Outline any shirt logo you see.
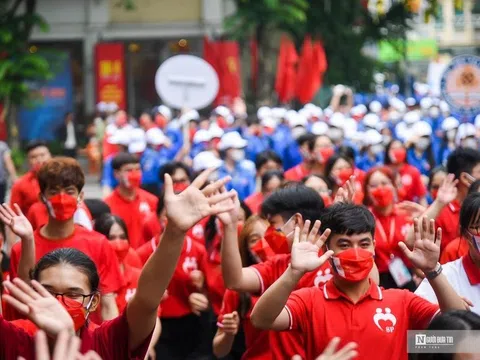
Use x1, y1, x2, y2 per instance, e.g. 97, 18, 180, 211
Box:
314, 268, 333, 287
182, 256, 198, 273
401, 174, 412, 186
139, 201, 151, 214
191, 224, 204, 240
373, 307, 397, 333
125, 288, 136, 303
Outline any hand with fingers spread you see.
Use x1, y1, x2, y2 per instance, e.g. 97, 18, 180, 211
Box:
290, 220, 333, 275
398, 217, 441, 273
397, 201, 426, 219
334, 176, 356, 204
188, 292, 209, 316
435, 174, 458, 206
164, 168, 235, 232
216, 189, 240, 227
3, 278, 74, 335
291, 337, 358, 360
0, 203, 33, 240
221, 311, 240, 336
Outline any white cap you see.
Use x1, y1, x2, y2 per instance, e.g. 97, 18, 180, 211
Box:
107, 102, 119, 112
193, 129, 212, 144
130, 128, 146, 143
218, 131, 248, 151
405, 97, 416, 107
215, 106, 231, 118
257, 106, 271, 120
323, 107, 334, 119
108, 129, 131, 145
414, 83, 430, 96
441, 117, 460, 132
475, 115, 480, 129
369, 101, 382, 114
351, 105, 366, 117
404, 111, 421, 125
440, 101, 450, 113
363, 113, 380, 128
420, 97, 433, 110
456, 123, 477, 145
363, 129, 383, 146
145, 128, 166, 146
209, 123, 224, 139
128, 141, 147, 153
310, 106, 323, 119
179, 110, 200, 125
298, 108, 311, 120
376, 121, 388, 132
344, 118, 358, 139
261, 117, 277, 130
412, 121, 433, 137
304, 103, 317, 111
271, 107, 287, 119
285, 110, 298, 123
289, 113, 308, 128
311, 121, 329, 135
158, 105, 172, 120
389, 110, 402, 122
97, 101, 108, 112
193, 151, 223, 172
329, 112, 345, 128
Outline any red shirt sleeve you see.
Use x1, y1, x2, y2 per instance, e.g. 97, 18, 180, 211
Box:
124, 248, 143, 269
0, 315, 35, 359
406, 291, 440, 330
285, 288, 313, 331
97, 240, 124, 294
250, 255, 290, 294
9, 181, 23, 209
8, 242, 20, 279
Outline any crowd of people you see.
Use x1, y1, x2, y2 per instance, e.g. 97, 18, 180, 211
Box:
1, 83, 480, 360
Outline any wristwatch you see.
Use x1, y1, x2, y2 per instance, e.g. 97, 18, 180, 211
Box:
425, 262, 443, 280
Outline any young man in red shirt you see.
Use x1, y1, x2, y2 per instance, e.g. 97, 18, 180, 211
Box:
250, 204, 467, 360
8, 157, 122, 321
105, 153, 158, 249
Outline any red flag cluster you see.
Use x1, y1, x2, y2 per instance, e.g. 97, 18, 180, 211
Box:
275, 35, 328, 104
203, 37, 242, 106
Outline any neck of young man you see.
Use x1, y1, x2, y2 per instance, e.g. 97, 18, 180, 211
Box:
42, 218, 76, 240
333, 276, 371, 304
118, 185, 137, 201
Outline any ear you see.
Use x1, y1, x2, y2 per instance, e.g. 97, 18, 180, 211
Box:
459, 172, 471, 188
294, 213, 303, 228
89, 293, 101, 312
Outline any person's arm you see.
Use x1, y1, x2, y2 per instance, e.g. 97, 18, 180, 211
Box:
100, 294, 119, 320
3, 151, 17, 182
399, 217, 466, 312
212, 311, 240, 358
126, 169, 236, 351
218, 193, 261, 293
0, 204, 35, 282
251, 220, 333, 330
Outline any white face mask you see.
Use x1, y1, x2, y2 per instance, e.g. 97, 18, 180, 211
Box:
446, 129, 456, 141
416, 137, 430, 151
328, 127, 343, 142
462, 137, 478, 150
429, 107, 440, 118
291, 127, 306, 140
230, 149, 245, 162
370, 143, 384, 155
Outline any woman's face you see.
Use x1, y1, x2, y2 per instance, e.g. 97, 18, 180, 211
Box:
109, 223, 127, 241
38, 264, 100, 311
263, 176, 282, 196
246, 220, 268, 250
172, 168, 190, 185
331, 158, 352, 177
389, 140, 403, 152
304, 176, 330, 196
258, 160, 282, 178
430, 171, 447, 195
313, 136, 333, 152
367, 171, 394, 191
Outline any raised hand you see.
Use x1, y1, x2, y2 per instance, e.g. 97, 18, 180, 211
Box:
436, 174, 458, 205
188, 292, 209, 316
333, 176, 356, 204
398, 217, 441, 273
3, 278, 74, 335
221, 311, 240, 336
290, 220, 333, 275
0, 203, 33, 240
216, 189, 240, 226
291, 337, 358, 360
164, 168, 235, 232
397, 201, 426, 219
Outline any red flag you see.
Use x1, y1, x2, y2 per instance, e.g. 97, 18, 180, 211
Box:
275, 36, 298, 104
295, 36, 315, 104
95, 43, 126, 110
309, 40, 328, 98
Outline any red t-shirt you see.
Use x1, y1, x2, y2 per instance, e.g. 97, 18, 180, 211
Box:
440, 237, 469, 264
285, 280, 439, 360
370, 208, 413, 273
397, 164, 427, 202
436, 200, 461, 253
251, 254, 333, 359
0, 311, 152, 359
105, 189, 158, 249
10, 171, 40, 215
141, 212, 163, 245
284, 163, 310, 182
136, 237, 158, 266
116, 264, 141, 314
244, 192, 264, 215
218, 289, 271, 360
161, 236, 207, 318
124, 248, 143, 269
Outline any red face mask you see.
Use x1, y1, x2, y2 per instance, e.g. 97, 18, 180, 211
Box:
217, 116, 228, 129
264, 225, 290, 254
321, 193, 333, 207
109, 239, 130, 263
263, 127, 275, 135
124, 170, 142, 189
45, 193, 78, 221
431, 188, 438, 200
59, 296, 92, 332
331, 248, 374, 282
250, 238, 276, 262
173, 182, 189, 193
390, 148, 406, 164
189, 128, 197, 143
155, 114, 167, 129
318, 147, 335, 164
370, 186, 394, 208
335, 168, 354, 186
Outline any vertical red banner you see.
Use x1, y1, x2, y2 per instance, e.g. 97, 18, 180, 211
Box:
95, 43, 126, 110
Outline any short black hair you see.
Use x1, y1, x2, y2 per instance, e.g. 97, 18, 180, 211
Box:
459, 192, 480, 239
261, 170, 284, 192
297, 133, 315, 147
320, 203, 376, 240
112, 152, 139, 171
337, 145, 356, 163
84, 199, 111, 222
302, 174, 333, 190
26, 140, 49, 154
255, 150, 283, 171
446, 148, 480, 179
324, 154, 353, 179
245, 115, 260, 127
159, 161, 192, 182
260, 183, 324, 223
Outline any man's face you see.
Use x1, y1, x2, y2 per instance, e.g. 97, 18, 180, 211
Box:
28, 146, 51, 170
258, 160, 282, 178
268, 213, 303, 249
461, 163, 480, 189
171, 168, 190, 185
327, 232, 375, 256
115, 163, 141, 182
43, 185, 81, 201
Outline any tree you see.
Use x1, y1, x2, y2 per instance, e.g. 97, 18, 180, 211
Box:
0, 0, 51, 146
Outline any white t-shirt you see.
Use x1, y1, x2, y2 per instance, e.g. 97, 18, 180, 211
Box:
415, 256, 480, 315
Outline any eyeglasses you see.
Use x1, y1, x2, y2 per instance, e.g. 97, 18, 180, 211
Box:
48, 291, 96, 308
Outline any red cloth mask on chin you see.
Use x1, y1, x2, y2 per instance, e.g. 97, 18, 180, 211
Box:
45, 193, 78, 221
390, 148, 406, 164
331, 248, 374, 282
318, 147, 334, 164
59, 296, 93, 332
125, 170, 142, 189
335, 168, 354, 187
109, 239, 130, 263
370, 186, 394, 208
155, 114, 167, 129
250, 238, 276, 262
264, 226, 290, 254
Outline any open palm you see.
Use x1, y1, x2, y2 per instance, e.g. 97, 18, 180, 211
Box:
164, 168, 235, 232
436, 174, 458, 205
290, 220, 333, 274
216, 191, 240, 226
0, 203, 33, 239
3, 279, 74, 335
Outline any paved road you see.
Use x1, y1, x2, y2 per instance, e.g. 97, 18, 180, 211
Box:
83, 175, 103, 199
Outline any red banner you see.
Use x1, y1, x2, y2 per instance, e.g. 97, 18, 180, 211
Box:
95, 43, 126, 110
